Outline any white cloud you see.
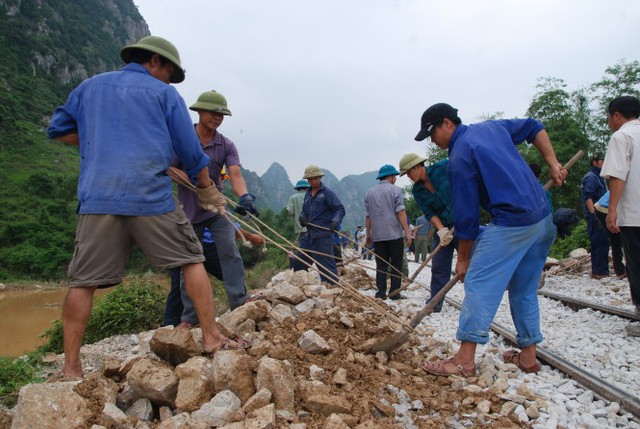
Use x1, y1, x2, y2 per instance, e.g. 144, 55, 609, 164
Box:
133, 0, 639, 184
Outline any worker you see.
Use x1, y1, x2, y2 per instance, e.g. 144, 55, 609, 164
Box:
294, 165, 345, 284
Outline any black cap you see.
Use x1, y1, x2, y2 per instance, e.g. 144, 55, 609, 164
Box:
415, 103, 458, 141
590, 153, 605, 163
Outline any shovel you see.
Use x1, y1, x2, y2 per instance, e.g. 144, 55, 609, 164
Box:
371, 273, 460, 354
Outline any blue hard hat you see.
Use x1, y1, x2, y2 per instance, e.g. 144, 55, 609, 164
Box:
376, 164, 400, 180
294, 179, 310, 189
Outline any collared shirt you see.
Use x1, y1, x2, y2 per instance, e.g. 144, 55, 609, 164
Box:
580, 166, 606, 218
287, 190, 307, 233
177, 131, 240, 224
448, 119, 550, 240
414, 215, 431, 236
412, 159, 454, 228
301, 184, 346, 239
364, 180, 405, 242
601, 119, 640, 226
47, 63, 209, 215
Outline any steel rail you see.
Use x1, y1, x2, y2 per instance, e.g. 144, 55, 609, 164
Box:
539, 289, 640, 322
445, 297, 640, 419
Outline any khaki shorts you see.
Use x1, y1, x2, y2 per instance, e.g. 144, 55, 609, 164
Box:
67, 206, 204, 288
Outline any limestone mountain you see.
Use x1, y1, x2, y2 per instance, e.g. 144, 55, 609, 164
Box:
260, 162, 293, 211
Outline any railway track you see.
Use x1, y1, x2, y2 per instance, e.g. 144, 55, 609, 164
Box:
538, 289, 640, 322
444, 297, 640, 419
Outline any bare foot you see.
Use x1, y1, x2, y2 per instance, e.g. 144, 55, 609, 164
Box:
61, 364, 84, 378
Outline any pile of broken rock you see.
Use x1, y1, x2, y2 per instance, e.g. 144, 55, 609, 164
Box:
8, 269, 539, 429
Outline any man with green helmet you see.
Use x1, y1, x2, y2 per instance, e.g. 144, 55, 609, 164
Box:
294, 165, 345, 284
170, 90, 259, 314
399, 152, 457, 312
47, 35, 240, 377
364, 164, 412, 300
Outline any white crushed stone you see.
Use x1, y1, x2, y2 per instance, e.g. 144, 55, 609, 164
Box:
350, 251, 640, 429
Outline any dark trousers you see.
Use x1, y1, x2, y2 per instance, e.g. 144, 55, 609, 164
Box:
373, 238, 404, 298
586, 214, 610, 276
293, 233, 339, 284
163, 242, 224, 326
596, 211, 625, 276
429, 233, 459, 311
620, 226, 640, 308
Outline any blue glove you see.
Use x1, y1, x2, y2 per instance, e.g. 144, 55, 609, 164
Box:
234, 193, 260, 218
299, 216, 308, 227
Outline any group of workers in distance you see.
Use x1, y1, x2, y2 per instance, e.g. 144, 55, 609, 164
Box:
47, 33, 640, 380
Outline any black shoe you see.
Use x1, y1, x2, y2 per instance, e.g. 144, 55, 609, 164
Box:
375, 293, 387, 300
389, 293, 405, 300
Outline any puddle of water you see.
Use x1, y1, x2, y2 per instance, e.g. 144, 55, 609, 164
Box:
0, 288, 108, 358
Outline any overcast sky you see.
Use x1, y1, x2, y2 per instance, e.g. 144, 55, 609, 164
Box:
134, 0, 638, 186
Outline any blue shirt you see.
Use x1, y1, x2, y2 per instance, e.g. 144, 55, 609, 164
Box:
581, 167, 606, 218
448, 119, 550, 240
412, 159, 454, 228
301, 184, 346, 239
414, 215, 431, 236
47, 63, 209, 216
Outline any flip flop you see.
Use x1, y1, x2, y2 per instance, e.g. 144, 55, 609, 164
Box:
420, 357, 476, 377
203, 335, 251, 356
244, 292, 267, 304
502, 349, 541, 373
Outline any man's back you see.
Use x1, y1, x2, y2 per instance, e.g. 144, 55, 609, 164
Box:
47, 63, 204, 216
364, 181, 404, 242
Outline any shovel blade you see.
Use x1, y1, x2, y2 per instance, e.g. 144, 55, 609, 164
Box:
370, 330, 411, 354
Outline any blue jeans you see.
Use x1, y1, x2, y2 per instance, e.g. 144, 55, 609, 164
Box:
293, 233, 339, 284
428, 233, 459, 311
456, 215, 556, 347
586, 214, 610, 276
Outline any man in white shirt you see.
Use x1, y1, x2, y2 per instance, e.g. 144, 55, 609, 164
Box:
601, 95, 640, 325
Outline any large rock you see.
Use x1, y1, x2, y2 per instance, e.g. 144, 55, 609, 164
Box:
127, 358, 179, 406
212, 350, 256, 403
304, 395, 352, 416
11, 382, 92, 429
244, 403, 276, 429
150, 327, 200, 365
270, 283, 307, 304
219, 301, 271, 331
298, 330, 334, 354
191, 390, 244, 427
175, 357, 215, 412
255, 356, 296, 413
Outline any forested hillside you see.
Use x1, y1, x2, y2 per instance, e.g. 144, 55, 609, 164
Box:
0, 0, 149, 279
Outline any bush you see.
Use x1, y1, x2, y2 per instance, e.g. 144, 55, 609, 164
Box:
0, 352, 43, 407
40, 275, 166, 353
549, 220, 590, 259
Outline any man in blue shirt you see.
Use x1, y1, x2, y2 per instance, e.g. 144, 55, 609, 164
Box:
295, 165, 346, 284
581, 154, 610, 279
414, 103, 566, 377
399, 153, 457, 313
47, 36, 241, 377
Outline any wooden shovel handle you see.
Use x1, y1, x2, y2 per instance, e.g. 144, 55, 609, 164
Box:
542, 150, 584, 191
408, 273, 461, 328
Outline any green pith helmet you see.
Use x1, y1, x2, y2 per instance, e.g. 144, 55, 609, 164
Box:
189, 90, 232, 116
399, 153, 427, 176
120, 35, 185, 83
302, 165, 324, 179
294, 179, 310, 190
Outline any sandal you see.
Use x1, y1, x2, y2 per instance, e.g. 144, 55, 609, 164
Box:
244, 292, 267, 304
420, 357, 476, 377
203, 335, 251, 356
503, 349, 541, 373
176, 321, 198, 330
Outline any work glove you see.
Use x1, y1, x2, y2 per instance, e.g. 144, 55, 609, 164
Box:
196, 180, 226, 213
234, 193, 260, 218
298, 216, 308, 227
437, 227, 453, 247
329, 221, 339, 232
